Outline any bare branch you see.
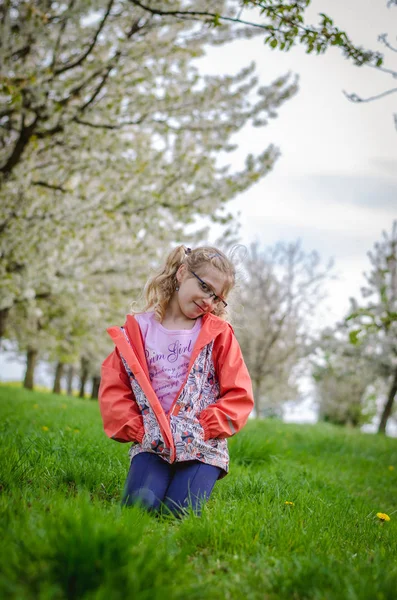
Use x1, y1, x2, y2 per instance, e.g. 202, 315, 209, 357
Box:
378, 33, 397, 54
343, 87, 397, 103
366, 61, 397, 77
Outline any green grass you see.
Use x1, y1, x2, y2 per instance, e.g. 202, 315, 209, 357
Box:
0, 384, 396, 599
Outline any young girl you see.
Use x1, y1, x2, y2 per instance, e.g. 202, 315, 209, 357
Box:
99, 245, 253, 516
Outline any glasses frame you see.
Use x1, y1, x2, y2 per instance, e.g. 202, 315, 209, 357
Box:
189, 270, 228, 308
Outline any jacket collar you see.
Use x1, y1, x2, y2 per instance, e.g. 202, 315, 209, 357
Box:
126, 312, 229, 361
189, 312, 230, 366
107, 312, 230, 381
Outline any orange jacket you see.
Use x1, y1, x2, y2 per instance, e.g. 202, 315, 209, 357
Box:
99, 313, 253, 473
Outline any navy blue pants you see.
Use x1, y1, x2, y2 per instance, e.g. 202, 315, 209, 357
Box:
122, 452, 222, 516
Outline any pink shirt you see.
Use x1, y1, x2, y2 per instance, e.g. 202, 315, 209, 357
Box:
134, 312, 202, 413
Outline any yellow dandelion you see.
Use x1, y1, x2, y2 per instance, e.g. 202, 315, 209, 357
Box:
33, 404, 39, 409
376, 512, 390, 522
285, 501, 295, 506
42, 426, 49, 431
388, 466, 394, 471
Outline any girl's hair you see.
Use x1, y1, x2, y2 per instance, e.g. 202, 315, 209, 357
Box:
143, 245, 236, 321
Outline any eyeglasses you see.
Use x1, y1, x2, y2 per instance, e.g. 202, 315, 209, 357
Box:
190, 270, 228, 308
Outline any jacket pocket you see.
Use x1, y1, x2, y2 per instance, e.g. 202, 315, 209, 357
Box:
171, 414, 206, 458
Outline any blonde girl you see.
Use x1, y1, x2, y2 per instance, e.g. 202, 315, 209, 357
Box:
99, 245, 253, 516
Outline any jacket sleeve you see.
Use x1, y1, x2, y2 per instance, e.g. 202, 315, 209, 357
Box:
98, 348, 144, 443
198, 327, 254, 440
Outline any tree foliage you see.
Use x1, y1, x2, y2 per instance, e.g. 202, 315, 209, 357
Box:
0, 1, 382, 185
1, 0, 299, 353
346, 221, 397, 433
312, 327, 379, 427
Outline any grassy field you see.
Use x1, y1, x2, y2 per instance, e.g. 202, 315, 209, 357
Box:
0, 384, 396, 600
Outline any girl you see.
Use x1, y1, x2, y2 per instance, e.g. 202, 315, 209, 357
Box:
99, 245, 253, 516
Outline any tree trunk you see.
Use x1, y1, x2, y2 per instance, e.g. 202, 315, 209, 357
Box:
0, 307, 10, 341
79, 357, 89, 398
91, 376, 100, 400
66, 365, 75, 396
53, 362, 64, 394
378, 365, 397, 434
23, 347, 38, 390
253, 380, 261, 418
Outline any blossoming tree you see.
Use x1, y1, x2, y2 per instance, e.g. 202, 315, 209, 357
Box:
234, 240, 332, 417
1, 0, 300, 341
346, 221, 397, 433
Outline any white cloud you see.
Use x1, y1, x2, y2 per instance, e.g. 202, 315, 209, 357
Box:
233, 174, 396, 240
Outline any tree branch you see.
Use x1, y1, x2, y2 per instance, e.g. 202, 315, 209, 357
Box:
79, 66, 113, 112
73, 117, 136, 129
51, 0, 75, 69
9, 43, 32, 61
366, 61, 397, 77
35, 124, 64, 138
55, 12, 146, 108
378, 33, 397, 53
56, 65, 109, 107
343, 87, 397, 103
129, 0, 272, 30
129, 0, 381, 67
0, 113, 39, 176
32, 180, 69, 193
53, 0, 115, 76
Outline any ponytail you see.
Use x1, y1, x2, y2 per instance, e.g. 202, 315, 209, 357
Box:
144, 245, 187, 321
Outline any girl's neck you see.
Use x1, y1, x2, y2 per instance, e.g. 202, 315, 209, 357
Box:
162, 297, 197, 330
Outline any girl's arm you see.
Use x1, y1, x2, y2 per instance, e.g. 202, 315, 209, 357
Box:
99, 348, 144, 443
199, 328, 254, 440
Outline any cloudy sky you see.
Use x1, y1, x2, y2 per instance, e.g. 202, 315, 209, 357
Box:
202, 0, 397, 328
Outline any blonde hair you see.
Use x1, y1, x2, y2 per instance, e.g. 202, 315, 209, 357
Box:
143, 245, 236, 321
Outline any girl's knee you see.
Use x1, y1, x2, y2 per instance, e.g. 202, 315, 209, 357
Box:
163, 492, 206, 518
122, 487, 161, 512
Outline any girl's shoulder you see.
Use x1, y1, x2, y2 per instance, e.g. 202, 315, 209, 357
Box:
129, 311, 155, 339
132, 311, 154, 325
203, 312, 234, 335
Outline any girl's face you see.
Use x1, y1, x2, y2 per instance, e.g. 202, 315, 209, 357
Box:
175, 263, 228, 319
